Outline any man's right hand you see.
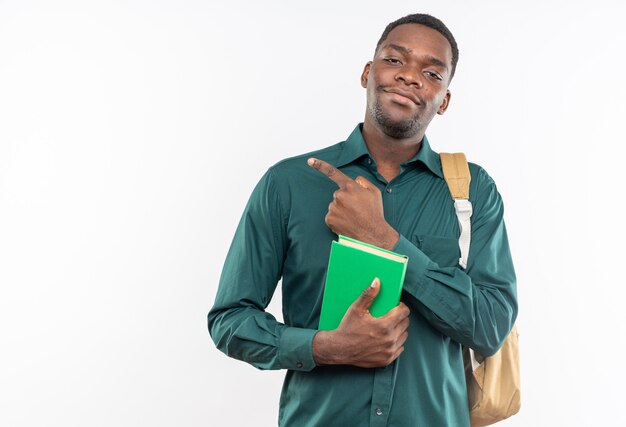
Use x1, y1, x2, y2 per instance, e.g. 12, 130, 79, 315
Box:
312, 278, 410, 368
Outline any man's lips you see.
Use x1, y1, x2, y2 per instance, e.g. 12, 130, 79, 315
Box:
382, 87, 421, 106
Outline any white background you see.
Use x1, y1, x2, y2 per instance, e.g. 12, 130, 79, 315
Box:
1, 1, 625, 426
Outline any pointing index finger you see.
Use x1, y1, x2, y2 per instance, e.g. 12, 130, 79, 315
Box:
307, 157, 353, 189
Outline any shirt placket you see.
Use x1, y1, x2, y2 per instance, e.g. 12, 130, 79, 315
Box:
370, 167, 402, 427
369, 363, 395, 426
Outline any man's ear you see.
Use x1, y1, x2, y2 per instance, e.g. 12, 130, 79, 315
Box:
360, 62, 372, 88
437, 90, 451, 115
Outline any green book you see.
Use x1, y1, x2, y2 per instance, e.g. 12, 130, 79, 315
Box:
318, 235, 408, 331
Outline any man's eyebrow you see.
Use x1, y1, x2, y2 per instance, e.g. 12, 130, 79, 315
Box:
386, 44, 412, 55
424, 55, 448, 70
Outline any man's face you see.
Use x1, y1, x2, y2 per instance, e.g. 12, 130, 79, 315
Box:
361, 24, 453, 139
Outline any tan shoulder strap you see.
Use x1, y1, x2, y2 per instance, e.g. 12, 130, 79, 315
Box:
440, 152, 471, 200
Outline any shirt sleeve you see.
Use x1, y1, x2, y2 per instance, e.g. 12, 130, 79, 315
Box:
393, 167, 517, 357
207, 168, 317, 371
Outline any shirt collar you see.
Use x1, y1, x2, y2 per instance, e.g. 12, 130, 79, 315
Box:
335, 124, 370, 168
336, 123, 443, 178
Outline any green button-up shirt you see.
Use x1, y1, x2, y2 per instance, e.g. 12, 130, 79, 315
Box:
208, 124, 517, 426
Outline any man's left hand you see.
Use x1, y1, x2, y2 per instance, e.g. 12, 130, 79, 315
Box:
307, 157, 399, 250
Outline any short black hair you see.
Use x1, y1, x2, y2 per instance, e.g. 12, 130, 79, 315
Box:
375, 14, 459, 80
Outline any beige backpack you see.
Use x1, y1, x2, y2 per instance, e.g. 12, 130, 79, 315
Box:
440, 153, 521, 427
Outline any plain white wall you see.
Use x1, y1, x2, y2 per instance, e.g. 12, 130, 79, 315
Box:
1, 1, 625, 426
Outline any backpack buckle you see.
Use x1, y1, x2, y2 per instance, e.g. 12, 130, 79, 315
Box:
454, 199, 473, 219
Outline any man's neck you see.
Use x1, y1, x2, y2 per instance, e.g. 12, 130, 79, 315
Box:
361, 120, 424, 182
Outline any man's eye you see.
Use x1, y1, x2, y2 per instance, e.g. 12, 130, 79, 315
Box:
384, 58, 402, 65
425, 71, 442, 80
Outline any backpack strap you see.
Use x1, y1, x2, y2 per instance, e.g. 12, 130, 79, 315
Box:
440, 153, 472, 269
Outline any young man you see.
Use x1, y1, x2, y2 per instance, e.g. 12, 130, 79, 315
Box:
208, 13, 517, 426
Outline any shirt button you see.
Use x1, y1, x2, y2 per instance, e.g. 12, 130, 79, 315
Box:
296, 361, 303, 369
376, 408, 383, 416
367, 158, 372, 164
386, 188, 392, 193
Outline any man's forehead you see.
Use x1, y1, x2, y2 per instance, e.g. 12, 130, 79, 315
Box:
380, 23, 452, 61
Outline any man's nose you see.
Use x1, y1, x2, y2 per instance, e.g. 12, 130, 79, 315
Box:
395, 68, 423, 89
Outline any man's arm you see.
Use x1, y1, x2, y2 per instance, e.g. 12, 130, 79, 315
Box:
208, 169, 317, 371
393, 167, 517, 356
208, 168, 411, 370
307, 158, 517, 357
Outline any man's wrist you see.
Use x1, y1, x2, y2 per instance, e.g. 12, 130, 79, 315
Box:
312, 330, 339, 365
371, 224, 400, 251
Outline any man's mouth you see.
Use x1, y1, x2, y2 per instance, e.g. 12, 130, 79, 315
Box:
382, 87, 421, 106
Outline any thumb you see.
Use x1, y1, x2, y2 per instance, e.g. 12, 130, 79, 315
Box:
354, 278, 380, 312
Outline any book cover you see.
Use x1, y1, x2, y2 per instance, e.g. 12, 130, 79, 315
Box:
318, 235, 408, 331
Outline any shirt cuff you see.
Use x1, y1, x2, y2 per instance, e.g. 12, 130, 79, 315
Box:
278, 326, 317, 371
393, 234, 435, 296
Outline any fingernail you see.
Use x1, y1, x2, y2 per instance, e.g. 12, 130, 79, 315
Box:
370, 278, 379, 288
307, 158, 315, 166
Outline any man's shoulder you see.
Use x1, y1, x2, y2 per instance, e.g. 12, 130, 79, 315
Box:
466, 161, 496, 189
436, 153, 495, 190
465, 161, 506, 212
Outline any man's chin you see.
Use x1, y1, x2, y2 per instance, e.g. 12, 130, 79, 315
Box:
370, 102, 421, 139
378, 119, 420, 139
370, 109, 420, 139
